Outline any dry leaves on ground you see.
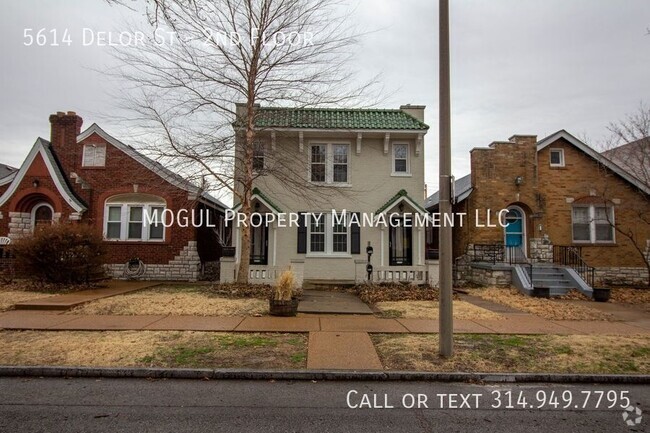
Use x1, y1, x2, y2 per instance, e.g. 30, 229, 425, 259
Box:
68, 287, 269, 316
354, 283, 460, 304
471, 287, 616, 321
375, 300, 503, 320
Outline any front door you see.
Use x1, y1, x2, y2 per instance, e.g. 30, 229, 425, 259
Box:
389, 217, 412, 266
250, 216, 268, 265
504, 207, 526, 259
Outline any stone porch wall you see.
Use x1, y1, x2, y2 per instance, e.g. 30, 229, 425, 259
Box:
106, 241, 201, 282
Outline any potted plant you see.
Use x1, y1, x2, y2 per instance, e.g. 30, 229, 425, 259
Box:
592, 287, 611, 302
269, 269, 299, 316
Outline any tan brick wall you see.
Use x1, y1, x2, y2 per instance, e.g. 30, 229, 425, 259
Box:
457, 135, 650, 269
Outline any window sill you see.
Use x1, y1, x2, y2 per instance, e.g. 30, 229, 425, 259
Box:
309, 182, 352, 188
305, 254, 352, 259
549, 165, 566, 169
391, 172, 412, 177
103, 239, 168, 244
571, 242, 617, 246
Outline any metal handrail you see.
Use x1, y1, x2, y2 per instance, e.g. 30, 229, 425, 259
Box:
553, 245, 595, 287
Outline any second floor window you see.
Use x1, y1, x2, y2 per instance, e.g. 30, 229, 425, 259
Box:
82, 143, 106, 167
310, 143, 349, 184
253, 142, 265, 172
393, 143, 410, 174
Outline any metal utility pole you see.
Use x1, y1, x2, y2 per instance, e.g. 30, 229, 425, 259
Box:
438, 0, 453, 358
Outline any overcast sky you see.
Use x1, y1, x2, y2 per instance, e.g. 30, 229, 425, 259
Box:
1, 0, 649, 202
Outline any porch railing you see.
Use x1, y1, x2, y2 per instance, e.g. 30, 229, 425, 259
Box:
553, 245, 595, 288
375, 267, 427, 284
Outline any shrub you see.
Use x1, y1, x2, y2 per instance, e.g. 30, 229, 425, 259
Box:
12, 223, 106, 285
273, 269, 295, 301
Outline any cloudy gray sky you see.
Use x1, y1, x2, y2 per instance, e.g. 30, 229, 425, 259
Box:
1, 0, 649, 201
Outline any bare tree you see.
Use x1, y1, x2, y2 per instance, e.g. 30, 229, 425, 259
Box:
599, 103, 650, 286
111, 0, 374, 283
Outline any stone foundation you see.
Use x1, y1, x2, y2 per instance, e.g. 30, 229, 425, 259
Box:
594, 267, 649, 287
106, 241, 201, 282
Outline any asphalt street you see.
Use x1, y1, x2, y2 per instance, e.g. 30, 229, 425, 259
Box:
0, 377, 647, 432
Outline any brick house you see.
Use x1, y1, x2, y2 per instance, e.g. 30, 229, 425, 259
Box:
0, 112, 227, 281
426, 130, 650, 288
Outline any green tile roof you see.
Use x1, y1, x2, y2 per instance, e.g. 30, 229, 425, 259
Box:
375, 189, 427, 214
252, 108, 429, 131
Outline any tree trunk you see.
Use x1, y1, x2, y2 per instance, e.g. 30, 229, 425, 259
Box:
235, 97, 257, 284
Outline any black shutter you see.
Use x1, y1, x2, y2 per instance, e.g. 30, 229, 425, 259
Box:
351, 212, 361, 254
297, 212, 307, 253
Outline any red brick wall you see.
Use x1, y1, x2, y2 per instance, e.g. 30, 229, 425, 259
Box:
0, 113, 207, 266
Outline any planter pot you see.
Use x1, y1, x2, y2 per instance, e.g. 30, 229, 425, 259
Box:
532, 287, 550, 298
592, 288, 611, 302
269, 297, 299, 317
222, 246, 236, 257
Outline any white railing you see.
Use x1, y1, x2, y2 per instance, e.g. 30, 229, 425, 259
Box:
375, 267, 427, 284
249, 266, 280, 283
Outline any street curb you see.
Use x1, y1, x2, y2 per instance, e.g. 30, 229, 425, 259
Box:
0, 366, 648, 384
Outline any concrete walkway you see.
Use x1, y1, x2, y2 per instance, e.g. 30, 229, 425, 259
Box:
13, 281, 160, 311
297, 290, 373, 315
1, 310, 648, 334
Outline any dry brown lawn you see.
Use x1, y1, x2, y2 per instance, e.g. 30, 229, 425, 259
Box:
373, 334, 650, 374
68, 286, 268, 316
0, 330, 307, 369
472, 287, 616, 321
375, 300, 503, 320
0, 286, 53, 312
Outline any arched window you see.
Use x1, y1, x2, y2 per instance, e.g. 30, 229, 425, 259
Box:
104, 193, 166, 242
31, 202, 53, 231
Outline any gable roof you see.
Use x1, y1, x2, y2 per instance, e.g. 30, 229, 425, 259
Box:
232, 187, 283, 213
601, 137, 649, 186
0, 163, 17, 186
537, 130, 650, 195
0, 138, 87, 213
425, 173, 472, 209
77, 124, 227, 210
249, 107, 429, 131
375, 189, 427, 215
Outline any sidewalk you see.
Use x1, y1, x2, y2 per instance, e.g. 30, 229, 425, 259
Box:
1, 309, 648, 334
13, 281, 160, 311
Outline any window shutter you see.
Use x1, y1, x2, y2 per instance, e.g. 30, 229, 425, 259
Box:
297, 212, 307, 253
351, 212, 361, 254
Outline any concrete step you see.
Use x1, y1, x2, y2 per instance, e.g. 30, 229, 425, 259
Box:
302, 280, 356, 290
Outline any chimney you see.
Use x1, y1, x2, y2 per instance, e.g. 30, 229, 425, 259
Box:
400, 104, 426, 122
234, 102, 260, 125
49, 111, 83, 171
509, 134, 537, 147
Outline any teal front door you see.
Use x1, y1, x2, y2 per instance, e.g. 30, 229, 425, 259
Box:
504, 207, 526, 260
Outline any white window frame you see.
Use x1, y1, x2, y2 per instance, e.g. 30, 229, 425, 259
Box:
571, 204, 615, 244
549, 148, 565, 167
252, 141, 265, 173
103, 203, 166, 242
82, 143, 106, 167
306, 212, 351, 256
308, 142, 351, 185
391, 143, 411, 176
